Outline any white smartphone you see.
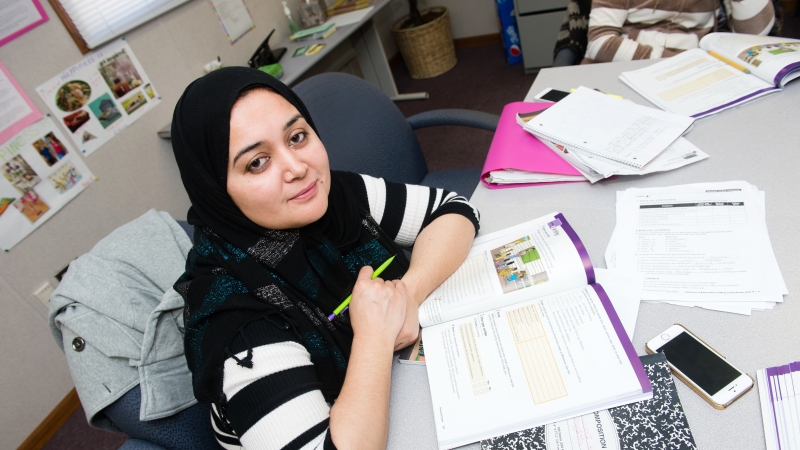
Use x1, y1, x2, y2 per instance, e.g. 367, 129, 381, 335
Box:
533, 88, 571, 103
645, 324, 753, 409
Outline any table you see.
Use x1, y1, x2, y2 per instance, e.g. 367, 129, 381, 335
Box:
386, 59, 800, 449
275, 0, 426, 101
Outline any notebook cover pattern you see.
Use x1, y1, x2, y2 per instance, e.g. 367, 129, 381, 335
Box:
480, 353, 697, 450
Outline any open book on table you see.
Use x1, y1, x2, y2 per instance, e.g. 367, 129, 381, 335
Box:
620, 33, 800, 118
418, 213, 653, 449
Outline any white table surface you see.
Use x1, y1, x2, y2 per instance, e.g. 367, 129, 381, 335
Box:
386, 59, 800, 450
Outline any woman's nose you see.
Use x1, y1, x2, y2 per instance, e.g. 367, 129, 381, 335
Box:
282, 150, 307, 182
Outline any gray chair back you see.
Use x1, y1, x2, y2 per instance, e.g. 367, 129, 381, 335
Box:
293, 72, 429, 185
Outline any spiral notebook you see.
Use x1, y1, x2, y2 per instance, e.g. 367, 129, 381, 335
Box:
520, 87, 694, 169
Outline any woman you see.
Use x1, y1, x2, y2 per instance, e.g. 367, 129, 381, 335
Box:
170, 67, 479, 450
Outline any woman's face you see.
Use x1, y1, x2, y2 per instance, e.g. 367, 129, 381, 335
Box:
227, 89, 330, 230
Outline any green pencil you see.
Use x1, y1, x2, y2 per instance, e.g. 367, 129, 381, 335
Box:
327, 255, 396, 321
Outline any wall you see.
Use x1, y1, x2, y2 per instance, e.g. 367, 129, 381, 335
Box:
0, 0, 497, 447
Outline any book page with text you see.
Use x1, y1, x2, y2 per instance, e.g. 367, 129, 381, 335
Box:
418, 213, 593, 328
422, 284, 650, 449
619, 49, 775, 117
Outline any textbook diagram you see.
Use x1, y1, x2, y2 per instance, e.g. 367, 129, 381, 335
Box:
490, 236, 549, 294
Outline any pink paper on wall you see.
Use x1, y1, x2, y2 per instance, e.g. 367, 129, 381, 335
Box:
0, 0, 49, 48
0, 61, 43, 145
481, 102, 583, 189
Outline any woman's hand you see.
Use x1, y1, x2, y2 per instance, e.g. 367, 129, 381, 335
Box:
349, 266, 407, 346
330, 266, 407, 450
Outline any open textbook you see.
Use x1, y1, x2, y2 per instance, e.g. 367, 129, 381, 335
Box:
620, 33, 800, 118
418, 213, 653, 449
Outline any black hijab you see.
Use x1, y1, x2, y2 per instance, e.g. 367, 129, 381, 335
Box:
171, 67, 408, 406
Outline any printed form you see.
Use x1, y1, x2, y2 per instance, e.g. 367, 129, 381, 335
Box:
608, 181, 787, 311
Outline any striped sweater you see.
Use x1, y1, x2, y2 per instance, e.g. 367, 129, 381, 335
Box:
210, 173, 479, 450
584, 0, 775, 63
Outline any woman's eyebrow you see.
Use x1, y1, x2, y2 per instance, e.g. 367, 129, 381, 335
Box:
232, 141, 263, 167
284, 114, 302, 131
231, 114, 303, 166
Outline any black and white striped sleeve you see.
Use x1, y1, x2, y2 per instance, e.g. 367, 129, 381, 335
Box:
342, 172, 480, 247
211, 320, 336, 450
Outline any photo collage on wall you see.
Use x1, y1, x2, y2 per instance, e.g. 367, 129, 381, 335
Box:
36, 39, 160, 156
0, 117, 95, 250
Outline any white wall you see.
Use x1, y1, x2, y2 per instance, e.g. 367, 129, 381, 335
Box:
0, 0, 498, 447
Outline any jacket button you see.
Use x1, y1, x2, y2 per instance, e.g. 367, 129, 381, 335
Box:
72, 337, 85, 352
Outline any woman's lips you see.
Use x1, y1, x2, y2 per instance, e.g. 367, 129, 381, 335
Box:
291, 181, 317, 201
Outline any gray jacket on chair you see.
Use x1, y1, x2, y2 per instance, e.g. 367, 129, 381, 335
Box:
48, 209, 196, 431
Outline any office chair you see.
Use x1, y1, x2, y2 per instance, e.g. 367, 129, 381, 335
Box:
104, 385, 218, 450
293, 72, 498, 198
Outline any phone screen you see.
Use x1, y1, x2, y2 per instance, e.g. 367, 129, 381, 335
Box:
657, 332, 741, 395
539, 89, 570, 102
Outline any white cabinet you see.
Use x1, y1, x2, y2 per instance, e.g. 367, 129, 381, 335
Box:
514, 0, 569, 73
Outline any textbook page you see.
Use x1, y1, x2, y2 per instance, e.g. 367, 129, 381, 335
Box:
614, 181, 788, 303
619, 49, 776, 118
422, 284, 651, 449
594, 268, 644, 340
700, 33, 800, 88
418, 213, 594, 328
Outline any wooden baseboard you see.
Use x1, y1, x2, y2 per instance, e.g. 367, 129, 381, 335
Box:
453, 33, 502, 49
388, 32, 502, 69
18, 388, 80, 450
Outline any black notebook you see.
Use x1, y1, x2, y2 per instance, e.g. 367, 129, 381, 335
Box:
480, 353, 696, 450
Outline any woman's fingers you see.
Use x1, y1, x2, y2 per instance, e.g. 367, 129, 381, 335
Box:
350, 268, 406, 342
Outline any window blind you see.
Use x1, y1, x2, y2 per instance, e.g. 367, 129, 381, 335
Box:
57, 0, 192, 49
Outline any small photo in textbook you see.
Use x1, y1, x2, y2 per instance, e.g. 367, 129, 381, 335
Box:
739, 41, 799, 67
491, 236, 548, 294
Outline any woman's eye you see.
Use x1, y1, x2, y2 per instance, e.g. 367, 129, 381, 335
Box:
247, 156, 269, 173
289, 131, 306, 146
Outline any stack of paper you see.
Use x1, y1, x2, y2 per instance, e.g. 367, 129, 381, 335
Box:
605, 181, 788, 315
516, 87, 708, 183
758, 361, 800, 450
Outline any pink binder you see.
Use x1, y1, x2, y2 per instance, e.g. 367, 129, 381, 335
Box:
480, 102, 584, 189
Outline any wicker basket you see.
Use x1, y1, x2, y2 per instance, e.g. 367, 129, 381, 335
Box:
391, 7, 456, 79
